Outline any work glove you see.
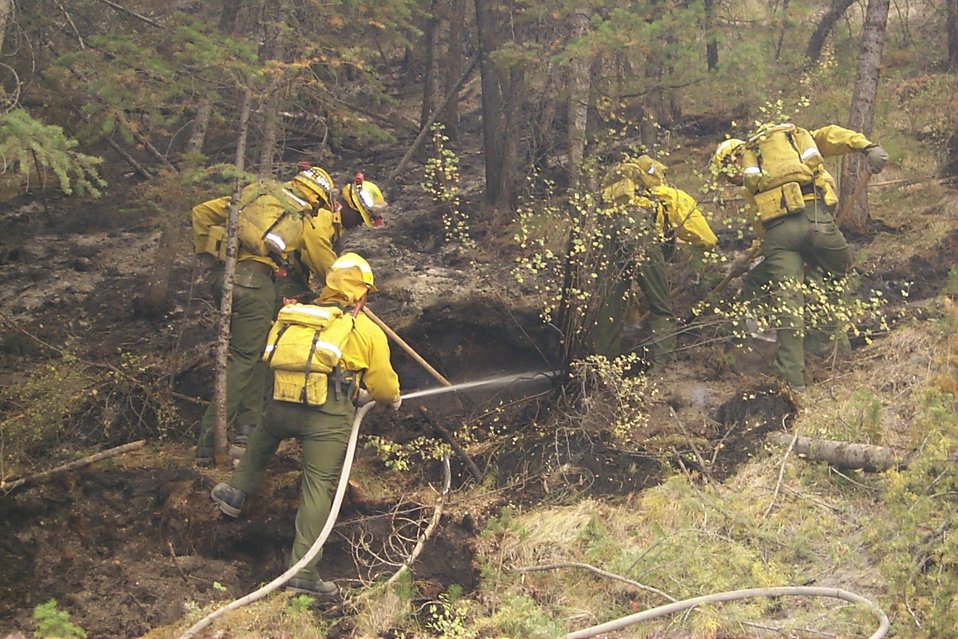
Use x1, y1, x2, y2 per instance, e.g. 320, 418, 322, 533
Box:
863, 144, 888, 174
354, 388, 373, 407
389, 397, 402, 412
620, 323, 643, 343
193, 253, 217, 295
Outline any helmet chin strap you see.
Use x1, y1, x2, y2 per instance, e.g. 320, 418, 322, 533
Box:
340, 206, 363, 229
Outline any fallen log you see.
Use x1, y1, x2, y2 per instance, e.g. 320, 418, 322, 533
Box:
767, 432, 905, 472
0, 440, 146, 496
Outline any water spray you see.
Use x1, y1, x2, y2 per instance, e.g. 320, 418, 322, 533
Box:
401, 369, 560, 401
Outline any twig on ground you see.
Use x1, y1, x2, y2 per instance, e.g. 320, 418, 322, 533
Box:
763, 416, 798, 519
515, 561, 676, 603
828, 467, 883, 491
386, 453, 452, 586
1, 440, 146, 496
419, 407, 483, 481
669, 407, 716, 489
167, 540, 190, 585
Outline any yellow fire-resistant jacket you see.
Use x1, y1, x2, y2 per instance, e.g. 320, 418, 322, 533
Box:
601, 176, 717, 251
742, 124, 873, 243
647, 185, 718, 250
192, 195, 277, 270
341, 312, 401, 403
299, 209, 343, 288
192, 188, 343, 282
805, 125, 873, 204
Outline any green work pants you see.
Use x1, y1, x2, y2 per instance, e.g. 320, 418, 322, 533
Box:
231, 395, 353, 582
762, 202, 852, 387
592, 240, 675, 364
197, 261, 276, 449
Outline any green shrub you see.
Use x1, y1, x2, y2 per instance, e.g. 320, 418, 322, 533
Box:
33, 599, 86, 639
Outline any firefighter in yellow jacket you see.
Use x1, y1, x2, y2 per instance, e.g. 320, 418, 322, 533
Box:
210, 253, 400, 597
595, 156, 717, 363
283, 170, 389, 295
192, 166, 386, 466
711, 124, 888, 391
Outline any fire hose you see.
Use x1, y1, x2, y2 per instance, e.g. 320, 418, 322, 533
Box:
177, 309, 886, 639
178, 401, 376, 639
180, 391, 889, 639
565, 585, 888, 639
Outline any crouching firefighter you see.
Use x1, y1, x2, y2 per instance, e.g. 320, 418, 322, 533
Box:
191, 166, 337, 465
210, 252, 401, 597
593, 156, 717, 365
711, 124, 888, 391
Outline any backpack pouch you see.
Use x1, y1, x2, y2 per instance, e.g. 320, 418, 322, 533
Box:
276, 304, 343, 329
273, 369, 328, 406
753, 182, 805, 223
205, 225, 228, 261
780, 181, 805, 213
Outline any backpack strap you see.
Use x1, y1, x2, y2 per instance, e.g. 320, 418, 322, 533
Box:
300, 329, 321, 404
264, 324, 291, 367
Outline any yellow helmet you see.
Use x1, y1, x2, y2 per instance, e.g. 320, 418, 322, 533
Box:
291, 165, 336, 209
632, 155, 667, 188
326, 252, 378, 304
341, 173, 387, 228
710, 138, 745, 176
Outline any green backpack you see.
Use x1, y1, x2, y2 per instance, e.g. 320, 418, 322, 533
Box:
262, 303, 356, 406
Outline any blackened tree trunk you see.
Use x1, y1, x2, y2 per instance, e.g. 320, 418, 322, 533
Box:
474, 0, 501, 208
948, 0, 958, 71
420, 0, 442, 130
805, 0, 857, 65
474, 0, 521, 213
947, 0, 958, 176
0, 0, 12, 48
567, 7, 592, 189
839, 0, 889, 232
774, 0, 791, 61
704, 0, 718, 71
212, 89, 253, 467
257, 2, 292, 175
440, 0, 466, 140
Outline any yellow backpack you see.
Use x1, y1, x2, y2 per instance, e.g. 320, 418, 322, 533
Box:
262, 303, 356, 406
741, 123, 823, 194
235, 180, 311, 258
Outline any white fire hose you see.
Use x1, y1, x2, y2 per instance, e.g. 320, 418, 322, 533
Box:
179, 395, 891, 639
565, 585, 889, 639
178, 401, 376, 639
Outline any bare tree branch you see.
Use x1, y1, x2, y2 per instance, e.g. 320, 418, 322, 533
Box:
516, 561, 676, 603
1, 440, 146, 496
386, 453, 452, 586
91, 0, 164, 28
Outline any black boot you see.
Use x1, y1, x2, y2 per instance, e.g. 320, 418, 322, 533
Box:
195, 446, 213, 468
285, 577, 338, 597
210, 483, 246, 518
234, 423, 255, 445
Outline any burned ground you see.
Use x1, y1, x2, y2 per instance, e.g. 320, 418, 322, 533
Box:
0, 147, 953, 637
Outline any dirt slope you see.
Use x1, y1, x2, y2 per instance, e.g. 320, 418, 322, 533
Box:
0, 134, 955, 637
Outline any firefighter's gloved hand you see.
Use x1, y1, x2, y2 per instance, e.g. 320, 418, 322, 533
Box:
193, 253, 217, 295
354, 388, 373, 406
620, 323, 643, 343
864, 144, 888, 174
389, 397, 402, 412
